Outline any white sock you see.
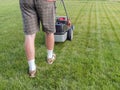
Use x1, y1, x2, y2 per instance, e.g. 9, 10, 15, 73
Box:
47, 50, 53, 59
28, 59, 36, 71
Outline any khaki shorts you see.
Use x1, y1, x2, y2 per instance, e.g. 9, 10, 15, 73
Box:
19, 0, 56, 35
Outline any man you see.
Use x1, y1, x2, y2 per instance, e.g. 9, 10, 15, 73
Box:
19, 0, 56, 78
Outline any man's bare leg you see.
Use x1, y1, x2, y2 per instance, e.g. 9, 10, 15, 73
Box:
24, 33, 36, 72
46, 33, 54, 58
45, 33, 56, 64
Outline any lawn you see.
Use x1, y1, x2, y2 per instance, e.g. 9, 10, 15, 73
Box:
0, 0, 120, 90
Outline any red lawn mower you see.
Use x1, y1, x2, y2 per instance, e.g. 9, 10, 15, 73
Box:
54, 0, 74, 42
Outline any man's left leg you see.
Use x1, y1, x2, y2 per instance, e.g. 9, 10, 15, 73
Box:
24, 34, 36, 77
45, 33, 56, 64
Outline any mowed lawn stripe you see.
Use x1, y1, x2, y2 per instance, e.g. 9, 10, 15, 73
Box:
72, 2, 87, 24
95, 2, 106, 83
104, 2, 120, 65
96, 2, 117, 89
86, 2, 94, 54
104, 3, 120, 42
107, 2, 120, 60
102, 2, 116, 66
101, 2, 120, 88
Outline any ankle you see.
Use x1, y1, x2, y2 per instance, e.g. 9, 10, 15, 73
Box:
47, 50, 53, 59
28, 59, 36, 71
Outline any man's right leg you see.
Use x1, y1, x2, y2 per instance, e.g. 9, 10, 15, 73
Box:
35, 0, 56, 64
24, 34, 36, 77
45, 33, 56, 64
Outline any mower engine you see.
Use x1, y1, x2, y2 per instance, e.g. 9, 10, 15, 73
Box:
54, 16, 74, 42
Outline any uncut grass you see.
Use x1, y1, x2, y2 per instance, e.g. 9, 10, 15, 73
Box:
0, 0, 120, 90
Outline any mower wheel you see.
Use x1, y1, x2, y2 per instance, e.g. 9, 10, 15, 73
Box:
67, 28, 73, 41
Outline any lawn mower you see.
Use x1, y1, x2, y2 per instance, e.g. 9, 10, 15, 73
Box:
54, 0, 74, 42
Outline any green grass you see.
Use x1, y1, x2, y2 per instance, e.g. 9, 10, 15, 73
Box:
0, 0, 120, 90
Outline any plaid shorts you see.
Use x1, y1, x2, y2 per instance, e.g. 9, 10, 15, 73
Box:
19, 0, 56, 35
